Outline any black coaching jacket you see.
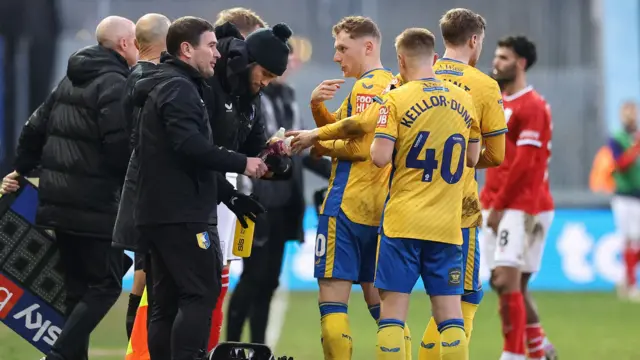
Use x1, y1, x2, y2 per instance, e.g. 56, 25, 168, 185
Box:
14, 45, 130, 238
206, 22, 293, 175
133, 53, 246, 226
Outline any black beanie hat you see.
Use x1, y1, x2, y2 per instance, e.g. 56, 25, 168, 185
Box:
245, 23, 292, 76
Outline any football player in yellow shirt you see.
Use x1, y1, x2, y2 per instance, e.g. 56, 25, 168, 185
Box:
307, 16, 411, 360
421, 9, 506, 358
370, 28, 480, 360
287, 9, 507, 358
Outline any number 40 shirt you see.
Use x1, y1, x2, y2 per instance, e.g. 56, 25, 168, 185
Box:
374, 78, 480, 245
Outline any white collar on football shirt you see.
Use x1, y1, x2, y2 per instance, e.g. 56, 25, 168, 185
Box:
503, 85, 533, 102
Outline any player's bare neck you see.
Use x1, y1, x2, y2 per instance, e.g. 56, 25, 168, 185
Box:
502, 76, 528, 97
357, 58, 384, 78
442, 48, 470, 65
404, 67, 436, 82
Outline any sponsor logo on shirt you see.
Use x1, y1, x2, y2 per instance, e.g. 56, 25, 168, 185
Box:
377, 105, 389, 128
355, 93, 376, 114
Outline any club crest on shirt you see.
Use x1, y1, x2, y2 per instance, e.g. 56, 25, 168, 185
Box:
196, 232, 210, 250
504, 108, 513, 124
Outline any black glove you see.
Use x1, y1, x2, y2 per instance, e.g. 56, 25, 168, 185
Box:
223, 192, 266, 228
265, 154, 292, 176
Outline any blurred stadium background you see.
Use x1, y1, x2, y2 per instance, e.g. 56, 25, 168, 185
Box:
2, 0, 640, 359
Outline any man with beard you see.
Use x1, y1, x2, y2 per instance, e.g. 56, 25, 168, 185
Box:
204, 19, 294, 351
209, 8, 268, 349
1, 15, 138, 360
225, 39, 307, 346
481, 35, 557, 360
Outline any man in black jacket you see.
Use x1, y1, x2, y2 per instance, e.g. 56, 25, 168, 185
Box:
203, 20, 295, 349
133, 16, 267, 360
112, 12, 171, 340
1, 15, 138, 360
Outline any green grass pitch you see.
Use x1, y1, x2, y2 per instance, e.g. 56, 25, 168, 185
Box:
1, 291, 639, 359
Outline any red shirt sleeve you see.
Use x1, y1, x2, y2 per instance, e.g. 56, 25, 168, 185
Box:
492, 103, 546, 210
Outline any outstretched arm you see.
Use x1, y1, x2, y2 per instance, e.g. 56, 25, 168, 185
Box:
314, 139, 367, 162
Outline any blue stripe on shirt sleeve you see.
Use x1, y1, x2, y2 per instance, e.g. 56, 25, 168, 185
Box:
374, 133, 396, 142
482, 128, 508, 137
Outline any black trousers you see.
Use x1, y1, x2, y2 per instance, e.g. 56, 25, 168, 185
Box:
141, 223, 222, 360
46, 232, 124, 360
226, 219, 287, 344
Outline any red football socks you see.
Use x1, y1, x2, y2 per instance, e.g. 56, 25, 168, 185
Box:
624, 245, 637, 287
207, 266, 230, 352
525, 323, 545, 358
499, 292, 526, 355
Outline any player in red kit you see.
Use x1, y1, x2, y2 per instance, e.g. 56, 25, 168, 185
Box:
480, 35, 556, 360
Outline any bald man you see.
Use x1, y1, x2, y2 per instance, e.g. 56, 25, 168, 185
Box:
111, 12, 171, 340
1, 15, 136, 360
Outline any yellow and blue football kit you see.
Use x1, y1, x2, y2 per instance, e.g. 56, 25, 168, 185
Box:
312, 70, 413, 360
373, 78, 479, 360
414, 59, 507, 360
433, 58, 507, 295
312, 68, 394, 283
373, 78, 480, 295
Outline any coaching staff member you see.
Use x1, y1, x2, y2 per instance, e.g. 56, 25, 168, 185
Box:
1, 16, 138, 360
112, 12, 171, 339
133, 16, 267, 360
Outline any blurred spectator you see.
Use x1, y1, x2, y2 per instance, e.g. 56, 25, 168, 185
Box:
0, 0, 61, 175
0, 15, 136, 360
608, 101, 640, 301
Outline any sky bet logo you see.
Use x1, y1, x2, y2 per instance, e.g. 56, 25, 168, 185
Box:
0, 274, 63, 353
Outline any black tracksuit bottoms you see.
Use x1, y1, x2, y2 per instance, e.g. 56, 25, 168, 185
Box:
140, 222, 222, 360
46, 232, 124, 360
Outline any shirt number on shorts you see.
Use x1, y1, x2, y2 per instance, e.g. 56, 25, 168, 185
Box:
406, 131, 466, 184
499, 230, 509, 247
315, 233, 327, 257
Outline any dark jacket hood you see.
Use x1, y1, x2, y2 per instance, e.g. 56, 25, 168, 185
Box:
213, 22, 253, 97
67, 45, 130, 85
